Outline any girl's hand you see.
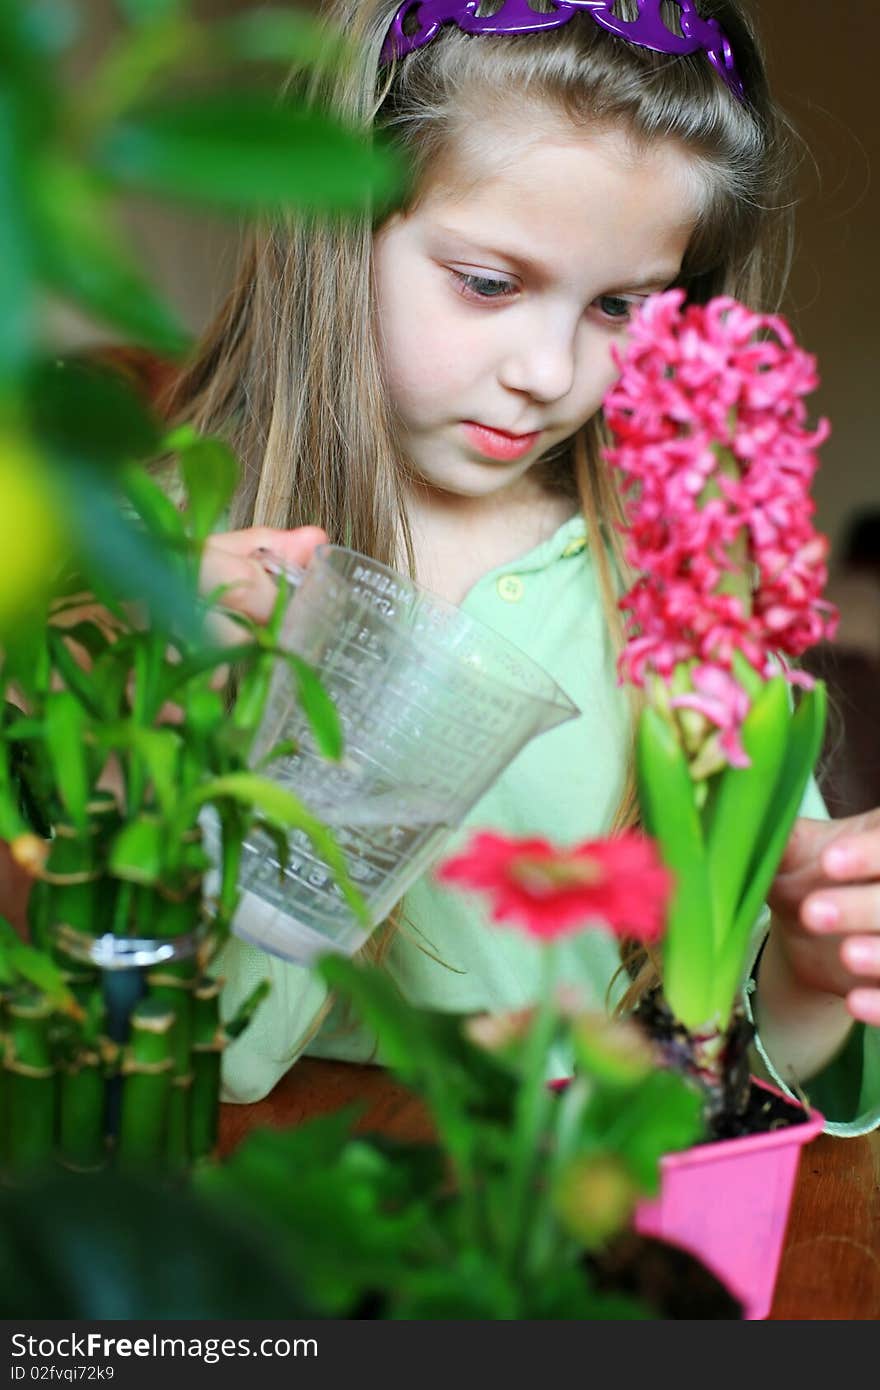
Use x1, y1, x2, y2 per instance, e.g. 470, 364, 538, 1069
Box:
201, 525, 329, 628
767, 811, 880, 1027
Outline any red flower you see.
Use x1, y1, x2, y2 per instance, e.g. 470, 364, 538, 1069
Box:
436, 830, 672, 943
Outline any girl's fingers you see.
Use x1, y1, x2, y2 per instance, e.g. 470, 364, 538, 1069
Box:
847, 988, 880, 1027
801, 883, 880, 935
841, 935, 880, 977
201, 526, 328, 624
820, 814, 880, 882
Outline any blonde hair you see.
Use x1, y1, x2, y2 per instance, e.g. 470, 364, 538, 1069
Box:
163, 0, 800, 1003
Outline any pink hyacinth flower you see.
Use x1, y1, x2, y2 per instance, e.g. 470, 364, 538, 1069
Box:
669, 664, 752, 768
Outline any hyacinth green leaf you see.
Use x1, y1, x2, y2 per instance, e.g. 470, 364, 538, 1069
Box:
277, 651, 343, 762
93, 94, 406, 215
44, 690, 89, 833
179, 436, 239, 541
703, 676, 790, 945
718, 683, 828, 1008
635, 706, 715, 1030
179, 773, 368, 924
31, 158, 189, 356
108, 816, 165, 883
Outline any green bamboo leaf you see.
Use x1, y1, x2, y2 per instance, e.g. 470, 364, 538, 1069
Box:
180, 772, 368, 924
703, 677, 790, 943
635, 706, 715, 1030
120, 463, 187, 542
276, 651, 343, 762
130, 727, 181, 815
157, 642, 252, 702
223, 979, 270, 1041
4, 937, 79, 1015
44, 690, 89, 832
46, 628, 105, 720
179, 436, 239, 541
108, 815, 165, 883
93, 93, 406, 215
31, 158, 189, 357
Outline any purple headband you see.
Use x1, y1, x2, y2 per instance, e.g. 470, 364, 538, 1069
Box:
381, 0, 746, 103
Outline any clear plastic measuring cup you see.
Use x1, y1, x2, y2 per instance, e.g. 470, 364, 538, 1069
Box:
228, 545, 580, 965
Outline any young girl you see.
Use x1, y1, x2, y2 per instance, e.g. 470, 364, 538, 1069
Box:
170, 0, 880, 1134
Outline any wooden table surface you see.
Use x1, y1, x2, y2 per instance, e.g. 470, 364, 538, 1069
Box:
218, 1058, 880, 1321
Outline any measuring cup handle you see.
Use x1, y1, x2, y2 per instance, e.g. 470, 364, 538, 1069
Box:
253, 547, 307, 588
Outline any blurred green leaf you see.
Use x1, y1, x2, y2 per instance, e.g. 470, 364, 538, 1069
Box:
19, 1, 79, 56
93, 93, 406, 214
31, 159, 190, 357
116, 0, 188, 25
0, 1168, 314, 1317
0, 90, 36, 382
180, 435, 239, 541
215, 8, 354, 72
27, 356, 161, 471
53, 465, 199, 640
587, 1070, 704, 1194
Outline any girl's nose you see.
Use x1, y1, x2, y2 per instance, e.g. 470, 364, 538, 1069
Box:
497, 315, 578, 404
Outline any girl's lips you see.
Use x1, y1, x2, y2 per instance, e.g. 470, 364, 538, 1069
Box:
461, 421, 541, 462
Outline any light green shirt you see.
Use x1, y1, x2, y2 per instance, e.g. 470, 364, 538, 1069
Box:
218, 514, 880, 1136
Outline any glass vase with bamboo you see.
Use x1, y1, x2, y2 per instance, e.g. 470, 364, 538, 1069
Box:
0, 434, 364, 1178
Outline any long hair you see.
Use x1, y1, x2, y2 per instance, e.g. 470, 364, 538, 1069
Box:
162, 0, 800, 1004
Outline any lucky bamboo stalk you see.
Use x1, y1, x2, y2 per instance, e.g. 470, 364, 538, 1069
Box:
116, 998, 174, 1169
58, 1047, 108, 1171
190, 977, 224, 1161
147, 967, 195, 1170
4, 988, 56, 1171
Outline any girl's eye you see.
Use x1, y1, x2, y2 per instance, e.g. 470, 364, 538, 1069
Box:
594, 294, 642, 324
450, 270, 518, 302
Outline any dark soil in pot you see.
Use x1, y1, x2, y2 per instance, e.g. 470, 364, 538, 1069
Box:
631, 985, 811, 1142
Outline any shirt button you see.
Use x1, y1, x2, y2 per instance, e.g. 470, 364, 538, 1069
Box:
562, 537, 587, 558
496, 575, 524, 603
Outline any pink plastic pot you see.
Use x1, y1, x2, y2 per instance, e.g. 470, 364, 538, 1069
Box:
634, 1077, 824, 1319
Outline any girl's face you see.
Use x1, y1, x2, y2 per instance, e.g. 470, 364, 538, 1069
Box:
373, 120, 703, 502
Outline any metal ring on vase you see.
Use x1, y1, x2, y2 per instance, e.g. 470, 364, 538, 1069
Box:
52, 920, 213, 970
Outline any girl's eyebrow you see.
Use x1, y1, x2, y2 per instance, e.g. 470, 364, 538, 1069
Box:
434, 225, 679, 292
